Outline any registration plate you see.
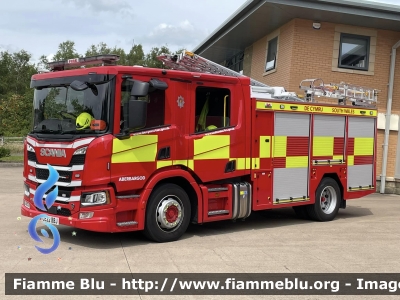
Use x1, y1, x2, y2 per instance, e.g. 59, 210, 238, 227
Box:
40, 216, 59, 225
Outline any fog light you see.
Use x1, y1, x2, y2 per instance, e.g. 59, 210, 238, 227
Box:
79, 212, 94, 219
81, 191, 109, 206
24, 200, 30, 208
24, 183, 30, 197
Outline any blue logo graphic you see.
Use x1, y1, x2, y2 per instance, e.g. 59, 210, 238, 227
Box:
28, 164, 61, 254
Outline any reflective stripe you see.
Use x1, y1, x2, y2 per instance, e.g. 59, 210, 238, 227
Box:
26, 137, 95, 149
28, 160, 84, 171
348, 155, 354, 166
112, 135, 158, 153
354, 137, 374, 156
333, 155, 344, 161
313, 137, 334, 156
274, 198, 309, 204
112, 135, 158, 163
246, 158, 251, 169
286, 156, 309, 168
256, 101, 377, 117
272, 136, 287, 157
29, 188, 81, 202
157, 161, 172, 169
173, 160, 189, 166
259, 136, 271, 158
194, 135, 230, 159
188, 160, 194, 170
236, 158, 246, 170
252, 157, 260, 169
28, 175, 82, 187
157, 160, 194, 170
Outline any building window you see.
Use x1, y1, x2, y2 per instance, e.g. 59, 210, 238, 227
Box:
338, 33, 370, 71
265, 37, 278, 72
194, 87, 231, 133
226, 52, 244, 74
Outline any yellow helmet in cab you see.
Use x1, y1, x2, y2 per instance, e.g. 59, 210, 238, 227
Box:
76, 112, 93, 130
206, 125, 217, 131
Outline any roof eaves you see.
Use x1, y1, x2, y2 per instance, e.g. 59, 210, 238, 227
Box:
192, 0, 264, 54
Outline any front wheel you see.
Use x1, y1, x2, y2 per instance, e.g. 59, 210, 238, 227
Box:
144, 183, 191, 243
307, 178, 341, 222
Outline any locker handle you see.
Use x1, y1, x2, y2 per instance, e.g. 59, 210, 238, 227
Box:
265, 139, 270, 142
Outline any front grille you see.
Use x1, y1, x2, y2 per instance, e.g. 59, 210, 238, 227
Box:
69, 154, 85, 166
39, 184, 72, 198
36, 168, 72, 183
27, 151, 37, 162
37, 205, 72, 217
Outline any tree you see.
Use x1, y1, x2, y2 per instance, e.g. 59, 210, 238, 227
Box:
0, 92, 34, 136
85, 42, 112, 57
53, 40, 80, 61
126, 44, 145, 66
144, 45, 171, 68
0, 50, 37, 96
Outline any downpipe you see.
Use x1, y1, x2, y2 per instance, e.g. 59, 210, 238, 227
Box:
380, 39, 400, 194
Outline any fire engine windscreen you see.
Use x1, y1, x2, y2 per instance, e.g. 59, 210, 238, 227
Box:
32, 80, 111, 134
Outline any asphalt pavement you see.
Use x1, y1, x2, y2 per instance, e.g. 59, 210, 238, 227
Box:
1, 166, 400, 300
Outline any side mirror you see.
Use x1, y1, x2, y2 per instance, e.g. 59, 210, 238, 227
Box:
148, 78, 168, 92
70, 80, 89, 91
127, 79, 149, 99
128, 100, 147, 129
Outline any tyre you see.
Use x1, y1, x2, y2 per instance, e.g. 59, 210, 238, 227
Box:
293, 205, 311, 220
144, 183, 191, 243
307, 177, 341, 222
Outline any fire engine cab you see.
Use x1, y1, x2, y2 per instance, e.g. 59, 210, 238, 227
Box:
21, 51, 378, 242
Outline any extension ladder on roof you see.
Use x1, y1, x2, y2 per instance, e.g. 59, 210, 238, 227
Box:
157, 50, 269, 87
299, 78, 378, 107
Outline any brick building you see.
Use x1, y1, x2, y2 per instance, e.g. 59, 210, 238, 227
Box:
193, 0, 400, 193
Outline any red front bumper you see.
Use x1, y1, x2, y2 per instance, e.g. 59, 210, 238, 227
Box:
20, 204, 119, 232
21, 182, 144, 233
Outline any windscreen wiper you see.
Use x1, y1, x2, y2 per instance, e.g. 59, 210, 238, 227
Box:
60, 130, 92, 134
31, 129, 62, 134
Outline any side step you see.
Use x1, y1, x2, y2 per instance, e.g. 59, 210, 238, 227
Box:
200, 182, 252, 223
208, 210, 229, 216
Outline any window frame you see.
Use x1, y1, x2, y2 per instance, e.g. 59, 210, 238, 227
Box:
265, 36, 278, 72
119, 79, 168, 134
192, 86, 233, 135
226, 51, 244, 74
338, 33, 371, 71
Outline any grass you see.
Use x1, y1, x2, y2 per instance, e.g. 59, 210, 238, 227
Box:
0, 155, 23, 162
1, 142, 24, 155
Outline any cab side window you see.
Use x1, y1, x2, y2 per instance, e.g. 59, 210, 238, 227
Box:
194, 87, 231, 133
120, 80, 165, 132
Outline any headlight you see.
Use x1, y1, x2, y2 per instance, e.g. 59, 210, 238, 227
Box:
27, 144, 35, 152
23, 183, 30, 196
81, 191, 110, 206
73, 146, 87, 155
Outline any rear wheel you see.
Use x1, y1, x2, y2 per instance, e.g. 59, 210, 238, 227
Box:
307, 177, 341, 222
144, 183, 191, 243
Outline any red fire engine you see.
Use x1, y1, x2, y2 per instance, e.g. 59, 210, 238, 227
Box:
21, 51, 378, 242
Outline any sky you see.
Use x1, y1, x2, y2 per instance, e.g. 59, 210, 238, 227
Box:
0, 0, 399, 64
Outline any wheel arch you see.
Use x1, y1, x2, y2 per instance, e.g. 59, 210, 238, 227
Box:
139, 169, 202, 229
321, 173, 344, 207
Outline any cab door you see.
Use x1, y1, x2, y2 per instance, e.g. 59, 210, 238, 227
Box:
186, 81, 246, 182
110, 75, 173, 192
